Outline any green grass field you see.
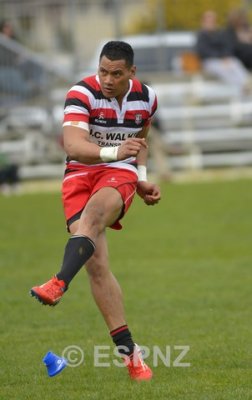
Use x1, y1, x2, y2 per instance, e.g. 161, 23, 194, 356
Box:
1, 178, 252, 400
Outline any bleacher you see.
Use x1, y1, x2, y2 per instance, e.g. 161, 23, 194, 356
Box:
152, 79, 252, 170
0, 34, 70, 179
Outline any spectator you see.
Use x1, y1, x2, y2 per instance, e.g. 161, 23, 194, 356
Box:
0, 19, 46, 97
0, 19, 17, 40
0, 153, 20, 195
0, 20, 20, 68
226, 8, 252, 71
196, 10, 250, 95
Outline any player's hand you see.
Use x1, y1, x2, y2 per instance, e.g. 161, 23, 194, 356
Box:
137, 181, 161, 206
117, 138, 147, 160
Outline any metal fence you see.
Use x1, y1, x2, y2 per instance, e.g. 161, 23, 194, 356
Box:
0, 0, 147, 113
0, 0, 133, 101
0, 0, 146, 71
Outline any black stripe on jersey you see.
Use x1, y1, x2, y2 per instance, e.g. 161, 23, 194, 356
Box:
64, 167, 79, 175
77, 80, 109, 100
65, 98, 90, 112
122, 118, 146, 128
89, 117, 146, 128
89, 117, 117, 127
127, 83, 149, 102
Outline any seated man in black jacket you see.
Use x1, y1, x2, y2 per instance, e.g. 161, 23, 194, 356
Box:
225, 8, 252, 71
196, 10, 250, 95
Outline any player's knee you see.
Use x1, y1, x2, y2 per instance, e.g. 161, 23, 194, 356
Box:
86, 259, 108, 284
84, 201, 121, 233
84, 204, 107, 233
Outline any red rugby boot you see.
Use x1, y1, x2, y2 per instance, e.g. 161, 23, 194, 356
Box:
30, 276, 67, 306
125, 344, 153, 381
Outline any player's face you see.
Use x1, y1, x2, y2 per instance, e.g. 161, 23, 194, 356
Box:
98, 56, 136, 104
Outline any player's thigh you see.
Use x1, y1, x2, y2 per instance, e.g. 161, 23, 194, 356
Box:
83, 186, 124, 227
68, 187, 123, 236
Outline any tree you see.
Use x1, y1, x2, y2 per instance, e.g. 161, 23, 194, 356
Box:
126, 0, 248, 33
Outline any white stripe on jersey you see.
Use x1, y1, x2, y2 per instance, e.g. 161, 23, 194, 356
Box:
64, 105, 89, 115
88, 126, 140, 148
67, 159, 138, 175
65, 93, 142, 114
107, 162, 137, 174
68, 84, 96, 103
63, 121, 89, 131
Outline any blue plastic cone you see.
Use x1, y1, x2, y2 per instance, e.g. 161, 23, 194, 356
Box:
43, 351, 67, 377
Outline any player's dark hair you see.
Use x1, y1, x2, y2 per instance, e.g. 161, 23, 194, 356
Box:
99, 41, 134, 68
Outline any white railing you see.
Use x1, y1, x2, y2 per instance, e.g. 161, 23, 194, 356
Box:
154, 82, 252, 170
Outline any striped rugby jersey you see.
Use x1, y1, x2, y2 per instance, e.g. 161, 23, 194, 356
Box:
63, 74, 157, 172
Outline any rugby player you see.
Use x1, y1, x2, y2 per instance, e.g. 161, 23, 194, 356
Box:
30, 41, 161, 380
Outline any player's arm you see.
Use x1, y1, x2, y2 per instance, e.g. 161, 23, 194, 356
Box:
63, 125, 147, 164
136, 125, 161, 206
136, 125, 149, 167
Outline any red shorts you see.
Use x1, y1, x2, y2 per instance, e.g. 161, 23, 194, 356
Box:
62, 164, 138, 230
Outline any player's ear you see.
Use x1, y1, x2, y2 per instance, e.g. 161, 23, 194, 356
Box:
130, 65, 136, 77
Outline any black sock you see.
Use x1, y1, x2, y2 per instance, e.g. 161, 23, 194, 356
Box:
56, 235, 95, 285
110, 325, 135, 357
